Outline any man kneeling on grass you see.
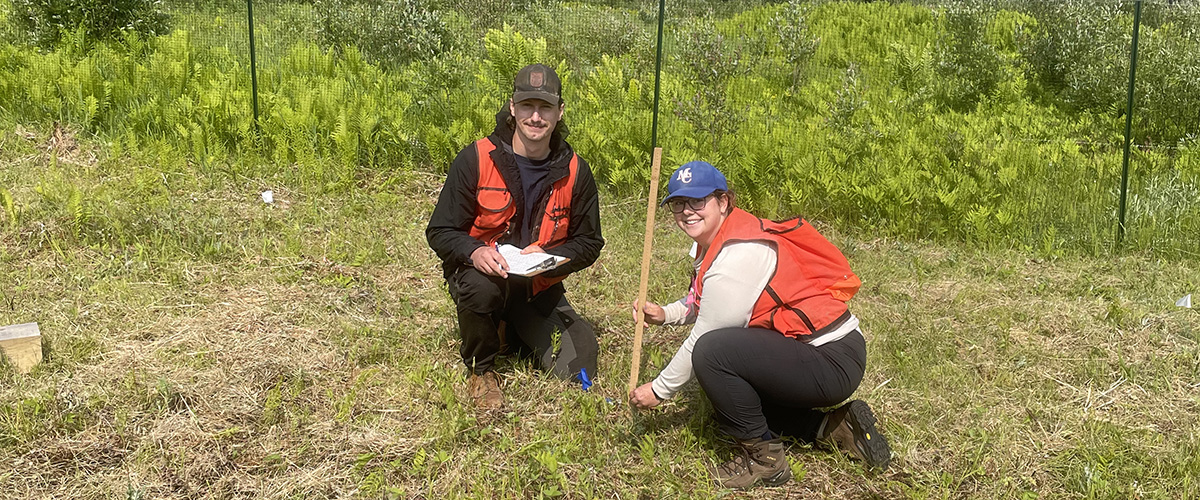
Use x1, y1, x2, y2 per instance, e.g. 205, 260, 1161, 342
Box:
426, 64, 604, 410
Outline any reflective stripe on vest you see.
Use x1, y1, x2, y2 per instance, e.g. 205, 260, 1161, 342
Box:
467, 138, 578, 294
692, 208, 861, 340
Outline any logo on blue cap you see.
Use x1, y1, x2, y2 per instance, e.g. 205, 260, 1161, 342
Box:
662, 161, 727, 206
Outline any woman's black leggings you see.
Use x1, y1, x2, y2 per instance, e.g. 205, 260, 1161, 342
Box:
692, 327, 867, 442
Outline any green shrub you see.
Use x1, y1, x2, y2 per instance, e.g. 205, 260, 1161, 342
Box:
931, 4, 1009, 111
507, 3, 653, 72
1134, 19, 1200, 146
0, 0, 13, 43
313, 0, 451, 68
1013, 0, 1200, 145
1016, 0, 1130, 110
772, 0, 821, 89
433, 0, 544, 32
669, 16, 750, 151
7, 0, 169, 48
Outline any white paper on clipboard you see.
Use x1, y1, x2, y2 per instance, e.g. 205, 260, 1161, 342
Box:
498, 244, 569, 276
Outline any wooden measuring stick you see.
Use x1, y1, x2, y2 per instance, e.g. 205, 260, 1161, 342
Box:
629, 147, 663, 394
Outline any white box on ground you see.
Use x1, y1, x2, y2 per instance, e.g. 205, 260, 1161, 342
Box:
0, 322, 42, 374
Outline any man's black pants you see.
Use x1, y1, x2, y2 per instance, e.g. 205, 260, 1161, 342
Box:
692, 327, 867, 442
448, 266, 598, 381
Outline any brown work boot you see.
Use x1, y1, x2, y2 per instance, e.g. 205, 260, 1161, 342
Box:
466, 371, 503, 410
709, 438, 791, 489
818, 400, 891, 471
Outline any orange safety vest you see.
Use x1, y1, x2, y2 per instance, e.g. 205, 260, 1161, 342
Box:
691, 208, 861, 340
468, 138, 578, 294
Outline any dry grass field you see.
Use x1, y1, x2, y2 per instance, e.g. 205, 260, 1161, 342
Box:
2, 124, 1199, 499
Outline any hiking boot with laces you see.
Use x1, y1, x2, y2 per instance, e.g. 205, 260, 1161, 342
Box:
467, 371, 503, 410
819, 399, 891, 470
709, 438, 791, 489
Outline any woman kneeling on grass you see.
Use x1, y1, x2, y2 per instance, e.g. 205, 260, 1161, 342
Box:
628, 161, 891, 489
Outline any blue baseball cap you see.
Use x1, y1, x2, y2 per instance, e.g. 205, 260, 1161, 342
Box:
661, 161, 728, 205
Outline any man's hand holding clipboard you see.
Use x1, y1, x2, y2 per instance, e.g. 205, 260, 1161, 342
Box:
495, 244, 569, 277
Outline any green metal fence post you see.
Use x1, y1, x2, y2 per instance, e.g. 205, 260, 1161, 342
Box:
1117, 0, 1143, 248
650, 0, 665, 151
247, 0, 261, 130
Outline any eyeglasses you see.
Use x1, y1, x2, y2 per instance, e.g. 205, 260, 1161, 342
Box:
668, 194, 713, 214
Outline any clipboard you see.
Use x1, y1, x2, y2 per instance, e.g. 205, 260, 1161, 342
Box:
497, 244, 570, 277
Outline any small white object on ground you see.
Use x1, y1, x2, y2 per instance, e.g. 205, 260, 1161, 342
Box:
261, 190, 274, 204
1177, 294, 1192, 308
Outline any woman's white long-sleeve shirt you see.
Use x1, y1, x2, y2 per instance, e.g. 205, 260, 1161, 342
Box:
650, 241, 858, 400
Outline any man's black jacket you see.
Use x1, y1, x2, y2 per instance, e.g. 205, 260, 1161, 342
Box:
425, 104, 604, 289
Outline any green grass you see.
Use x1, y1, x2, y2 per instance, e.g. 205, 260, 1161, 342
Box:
2, 122, 1199, 499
